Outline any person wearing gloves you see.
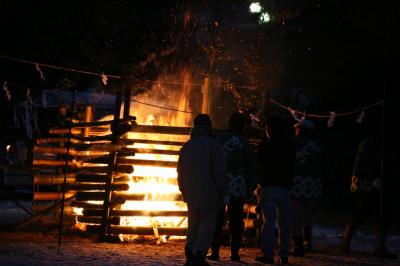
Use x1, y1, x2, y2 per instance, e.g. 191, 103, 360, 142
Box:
207, 112, 259, 262
177, 114, 228, 266
341, 126, 398, 260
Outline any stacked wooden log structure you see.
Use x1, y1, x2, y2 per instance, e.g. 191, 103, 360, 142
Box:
32, 105, 261, 240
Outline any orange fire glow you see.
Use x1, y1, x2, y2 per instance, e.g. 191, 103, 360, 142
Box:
74, 70, 194, 241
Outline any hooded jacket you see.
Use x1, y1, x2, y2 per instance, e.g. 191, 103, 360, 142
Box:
177, 126, 228, 210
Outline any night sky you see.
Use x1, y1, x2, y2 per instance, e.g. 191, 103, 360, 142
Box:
0, 0, 399, 254
0, 0, 399, 128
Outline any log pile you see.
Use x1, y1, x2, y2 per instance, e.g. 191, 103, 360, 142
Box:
32, 103, 261, 241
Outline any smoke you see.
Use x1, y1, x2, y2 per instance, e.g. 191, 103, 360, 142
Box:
129, 70, 198, 127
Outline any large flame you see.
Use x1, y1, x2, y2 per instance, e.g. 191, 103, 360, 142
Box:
120, 70, 193, 241
73, 70, 194, 241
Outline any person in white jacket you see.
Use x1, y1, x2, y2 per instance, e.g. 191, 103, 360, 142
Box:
178, 114, 228, 266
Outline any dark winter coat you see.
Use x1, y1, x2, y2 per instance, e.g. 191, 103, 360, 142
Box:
350, 136, 380, 193
292, 133, 329, 200
258, 136, 296, 190
177, 126, 228, 210
219, 131, 259, 199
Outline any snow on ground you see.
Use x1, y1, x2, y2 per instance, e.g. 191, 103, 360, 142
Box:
0, 201, 31, 226
0, 231, 399, 266
1, 201, 399, 265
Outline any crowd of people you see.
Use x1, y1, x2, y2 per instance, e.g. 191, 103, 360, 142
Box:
177, 112, 398, 265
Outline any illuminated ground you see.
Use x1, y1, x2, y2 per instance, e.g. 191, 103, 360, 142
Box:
1, 201, 399, 265
0, 230, 400, 266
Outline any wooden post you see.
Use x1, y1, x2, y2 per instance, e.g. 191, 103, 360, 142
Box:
100, 92, 122, 241
58, 90, 76, 247
83, 105, 92, 137
201, 76, 211, 114
123, 89, 131, 119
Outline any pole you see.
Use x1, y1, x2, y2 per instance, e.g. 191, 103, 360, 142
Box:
99, 92, 122, 241
83, 105, 92, 138
58, 90, 76, 247
123, 88, 131, 119
201, 76, 210, 114
378, 100, 385, 263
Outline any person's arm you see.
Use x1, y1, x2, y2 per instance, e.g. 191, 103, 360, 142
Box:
212, 141, 228, 198
177, 147, 186, 201
244, 141, 260, 193
351, 137, 379, 192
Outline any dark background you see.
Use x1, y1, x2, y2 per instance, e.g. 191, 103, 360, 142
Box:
0, 0, 399, 224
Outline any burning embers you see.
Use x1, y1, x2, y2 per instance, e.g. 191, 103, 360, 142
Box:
118, 130, 189, 242
69, 75, 194, 241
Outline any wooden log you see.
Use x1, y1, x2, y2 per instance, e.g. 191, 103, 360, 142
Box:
31, 163, 133, 174
131, 176, 177, 185
34, 146, 126, 157
119, 192, 182, 201
82, 154, 129, 164
71, 197, 125, 209
68, 117, 136, 128
86, 225, 187, 236
75, 173, 129, 183
246, 213, 258, 220
48, 128, 82, 135
35, 137, 81, 145
68, 183, 129, 191
33, 192, 75, 201
83, 157, 178, 168
33, 159, 78, 167
36, 136, 135, 145
75, 173, 106, 182
73, 139, 135, 150
70, 201, 103, 209
117, 159, 177, 168
88, 127, 110, 135
83, 209, 187, 217
33, 174, 76, 185
116, 164, 134, 174
74, 144, 136, 153
132, 148, 180, 156
244, 204, 260, 214
133, 125, 191, 135
36, 134, 112, 143
244, 218, 256, 228
34, 146, 79, 156
75, 191, 111, 201
132, 125, 225, 136
75, 192, 182, 201
77, 216, 120, 225
131, 139, 185, 146
78, 165, 133, 174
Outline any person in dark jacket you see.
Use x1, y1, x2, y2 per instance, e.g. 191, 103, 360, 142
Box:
207, 112, 258, 262
255, 116, 296, 264
341, 130, 398, 259
291, 119, 330, 256
177, 114, 228, 266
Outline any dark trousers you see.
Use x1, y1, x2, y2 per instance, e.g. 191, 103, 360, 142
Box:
210, 197, 244, 255
343, 190, 395, 252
